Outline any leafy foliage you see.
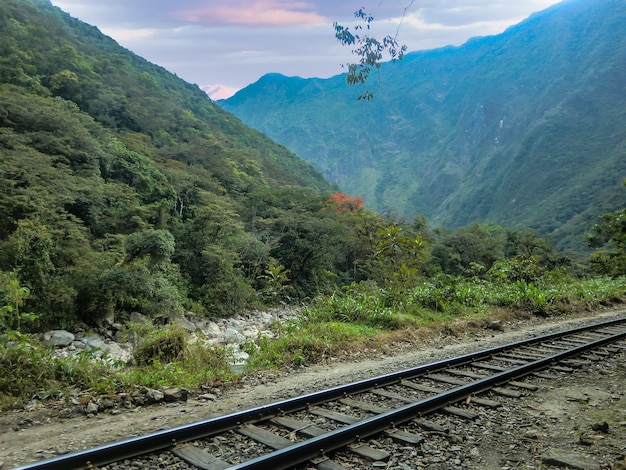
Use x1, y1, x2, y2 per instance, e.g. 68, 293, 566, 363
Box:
327, 192, 364, 214
0, 272, 36, 330
334, 8, 407, 100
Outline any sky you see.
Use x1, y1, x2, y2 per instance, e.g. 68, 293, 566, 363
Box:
48, 0, 564, 99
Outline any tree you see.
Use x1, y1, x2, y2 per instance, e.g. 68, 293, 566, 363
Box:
586, 181, 626, 276
99, 229, 184, 321
326, 192, 364, 214
0, 271, 36, 330
370, 223, 429, 287
334, 7, 408, 100
431, 224, 506, 277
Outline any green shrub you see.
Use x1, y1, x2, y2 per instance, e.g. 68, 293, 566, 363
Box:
132, 324, 187, 365
569, 276, 626, 304
120, 343, 234, 390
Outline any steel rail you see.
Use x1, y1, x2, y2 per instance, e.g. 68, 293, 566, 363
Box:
14, 316, 626, 470
228, 325, 626, 469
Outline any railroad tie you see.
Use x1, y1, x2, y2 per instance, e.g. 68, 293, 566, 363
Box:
237, 424, 294, 450
171, 445, 231, 470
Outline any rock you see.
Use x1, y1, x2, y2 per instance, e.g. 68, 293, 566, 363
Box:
203, 322, 222, 338
186, 312, 209, 331
541, 449, 600, 470
41, 330, 75, 347
23, 400, 40, 411
100, 311, 115, 328
487, 320, 504, 331
81, 336, 107, 351
145, 389, 164, 404
449, 435, 464, 444
231, 348, 250, 365
129, 311, 150, 324
259, 330, 275, 340
591, 421, 609, 433
613, 458, 626, 470
103, 341, 125, 356
242, 326, 261, 339
223, 327, 246, 345
170, 316, 196, 333
162, 387, 188, 402
197, 393, 217, 401
85, 401, 99, 415
524, 429, 540, 439
225, 318, 243, 330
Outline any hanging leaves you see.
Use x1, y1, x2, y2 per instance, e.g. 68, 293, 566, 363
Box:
334, 8, 408, 100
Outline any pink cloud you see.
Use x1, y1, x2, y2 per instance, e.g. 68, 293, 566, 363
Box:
174, 1, 326, 27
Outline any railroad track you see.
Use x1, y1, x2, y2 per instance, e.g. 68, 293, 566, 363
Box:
15, 316, 626, 470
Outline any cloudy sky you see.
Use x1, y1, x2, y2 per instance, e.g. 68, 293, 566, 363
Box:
49, 0, 564, 99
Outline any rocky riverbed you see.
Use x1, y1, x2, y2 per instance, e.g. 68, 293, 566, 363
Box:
1, 307, 625, 469
40, 308, 299, 367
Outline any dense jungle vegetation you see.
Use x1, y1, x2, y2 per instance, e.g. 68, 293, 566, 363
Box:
0, 0, 624, 410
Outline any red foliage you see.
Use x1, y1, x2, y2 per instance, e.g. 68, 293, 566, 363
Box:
327, 192, 364, 214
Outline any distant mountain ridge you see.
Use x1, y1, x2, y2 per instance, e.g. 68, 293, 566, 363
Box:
220, 0, 626, 251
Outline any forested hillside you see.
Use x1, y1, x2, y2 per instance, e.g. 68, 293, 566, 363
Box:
0, 0, 341, 327
220, 0, 626, 252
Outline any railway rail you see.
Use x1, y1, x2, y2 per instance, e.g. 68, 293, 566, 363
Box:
14, 316, 626, 470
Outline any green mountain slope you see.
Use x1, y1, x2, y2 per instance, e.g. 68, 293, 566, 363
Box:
0, 0, 341, 326
220, 0, 626, 251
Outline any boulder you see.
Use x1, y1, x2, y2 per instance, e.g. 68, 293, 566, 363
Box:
242, 326, 261, 339
129, 311, 150, 324
223, 327, 246, 345
85, 401, 99, 415
145, 389, 164, 404
203, 321, 222, 338
41, 330, 75, 347
170, 316, 197, 333
225, 343, 249, 365
162, 387, 189, 402
82, 336, 105, 349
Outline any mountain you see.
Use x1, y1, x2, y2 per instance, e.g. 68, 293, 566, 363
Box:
0, 0, 343, 325
219, 0, 626, 251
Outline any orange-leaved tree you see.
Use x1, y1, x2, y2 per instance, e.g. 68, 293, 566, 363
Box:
327, 192, 365, 214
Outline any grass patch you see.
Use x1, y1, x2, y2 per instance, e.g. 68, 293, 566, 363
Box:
245, 320, 380, 370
